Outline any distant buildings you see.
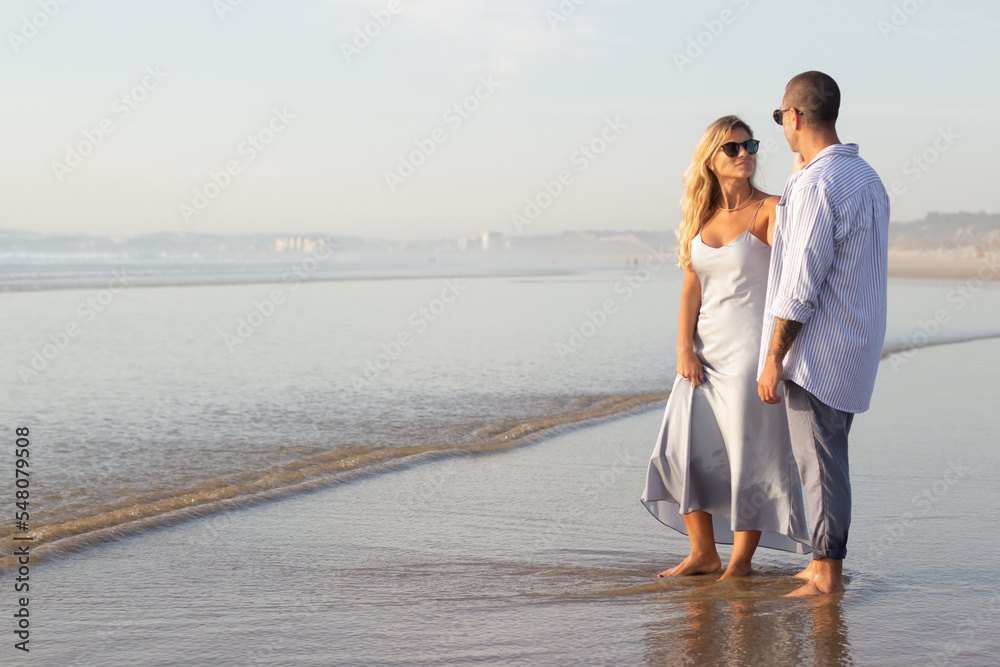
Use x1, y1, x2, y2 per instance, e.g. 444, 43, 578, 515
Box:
481, 231, 503, 251
454, 232, 505, 252
274, 236, 327, 253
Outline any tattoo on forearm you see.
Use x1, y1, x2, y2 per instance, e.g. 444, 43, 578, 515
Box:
768, 318, 803, 358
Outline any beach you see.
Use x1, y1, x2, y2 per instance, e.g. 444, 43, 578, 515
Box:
10, 336, 999, 666
888, 249, 1000, 281
3, 266, 999, 666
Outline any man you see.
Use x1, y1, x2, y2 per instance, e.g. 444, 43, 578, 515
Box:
757, 71, 890, 596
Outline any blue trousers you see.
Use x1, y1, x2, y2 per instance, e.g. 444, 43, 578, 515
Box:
785, 381, 855, 560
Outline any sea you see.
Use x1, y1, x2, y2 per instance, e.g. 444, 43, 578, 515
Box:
2, 248, 999, 665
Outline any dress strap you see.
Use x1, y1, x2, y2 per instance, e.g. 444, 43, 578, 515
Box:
746, 198, 768, 233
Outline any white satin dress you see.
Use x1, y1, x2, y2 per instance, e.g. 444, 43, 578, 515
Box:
641, 202, 811, 553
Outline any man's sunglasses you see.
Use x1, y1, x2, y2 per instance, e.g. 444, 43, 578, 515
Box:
772, 107, 803, 125
719, 139, 759, 158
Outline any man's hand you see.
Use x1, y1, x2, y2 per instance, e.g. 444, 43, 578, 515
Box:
758, 356, 783, 404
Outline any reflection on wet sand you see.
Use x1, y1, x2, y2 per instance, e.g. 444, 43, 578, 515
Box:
641, 572, 852, 666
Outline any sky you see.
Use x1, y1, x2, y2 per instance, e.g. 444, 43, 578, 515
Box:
1, 0, 997, 240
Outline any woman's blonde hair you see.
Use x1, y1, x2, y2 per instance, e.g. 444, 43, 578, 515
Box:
676, 115, 759, 268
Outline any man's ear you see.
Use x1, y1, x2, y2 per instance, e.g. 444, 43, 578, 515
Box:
792, 109, 805, 131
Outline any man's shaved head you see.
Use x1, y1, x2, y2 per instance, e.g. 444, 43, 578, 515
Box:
784, 71, 840, 128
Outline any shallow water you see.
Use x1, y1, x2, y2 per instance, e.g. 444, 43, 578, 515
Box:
2, 264, 1000, 664
19, 338, 1000, 666
3, 267, 999, 562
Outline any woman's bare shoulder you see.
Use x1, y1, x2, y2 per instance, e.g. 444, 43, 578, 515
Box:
758, 193, 779, 210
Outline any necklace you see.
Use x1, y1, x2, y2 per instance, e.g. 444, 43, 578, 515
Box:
718, 186, 755, 212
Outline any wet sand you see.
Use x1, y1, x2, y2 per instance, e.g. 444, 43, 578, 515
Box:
888, 250, 1000, 281
23, 338, 1000, 666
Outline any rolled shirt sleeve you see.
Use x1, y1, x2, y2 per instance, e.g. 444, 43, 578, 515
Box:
770, 184, 836, 325
758, 142, 889, 414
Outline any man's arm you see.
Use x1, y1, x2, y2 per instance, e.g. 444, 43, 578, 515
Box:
758, 317, 803, 404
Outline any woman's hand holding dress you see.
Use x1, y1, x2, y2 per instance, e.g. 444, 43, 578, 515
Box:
677, 348, 706, 387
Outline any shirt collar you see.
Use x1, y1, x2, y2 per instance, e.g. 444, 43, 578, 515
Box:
802, 143, 859, 170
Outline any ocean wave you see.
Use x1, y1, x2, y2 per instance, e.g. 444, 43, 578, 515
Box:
0, 392, 666, 571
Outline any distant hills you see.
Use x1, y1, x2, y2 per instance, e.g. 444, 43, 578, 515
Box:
1, 211, 997, 259
889, 212, 1000, 249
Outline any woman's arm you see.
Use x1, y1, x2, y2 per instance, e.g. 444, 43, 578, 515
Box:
676, 263, 705, 387
750, 195, 780, 246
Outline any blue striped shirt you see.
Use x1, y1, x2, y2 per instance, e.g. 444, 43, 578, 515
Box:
758, 143, 890, 413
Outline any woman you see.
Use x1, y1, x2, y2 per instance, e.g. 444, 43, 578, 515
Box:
640, 115, 810, 580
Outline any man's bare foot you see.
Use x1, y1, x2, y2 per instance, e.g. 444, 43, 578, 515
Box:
786, 558, 844, 596
718, 562, 752, 581
784, 579, 845, 597
795, 561, 818, 580
658, 553, 722, 577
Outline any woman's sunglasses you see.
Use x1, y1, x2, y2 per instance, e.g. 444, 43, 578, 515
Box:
719, 139, 759, 158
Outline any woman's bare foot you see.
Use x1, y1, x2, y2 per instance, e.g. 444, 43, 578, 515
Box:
718, 562, 753, 581
658, 553, 722, 577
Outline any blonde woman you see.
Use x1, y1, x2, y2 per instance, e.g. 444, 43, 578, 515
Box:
641, 115, 811, 580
